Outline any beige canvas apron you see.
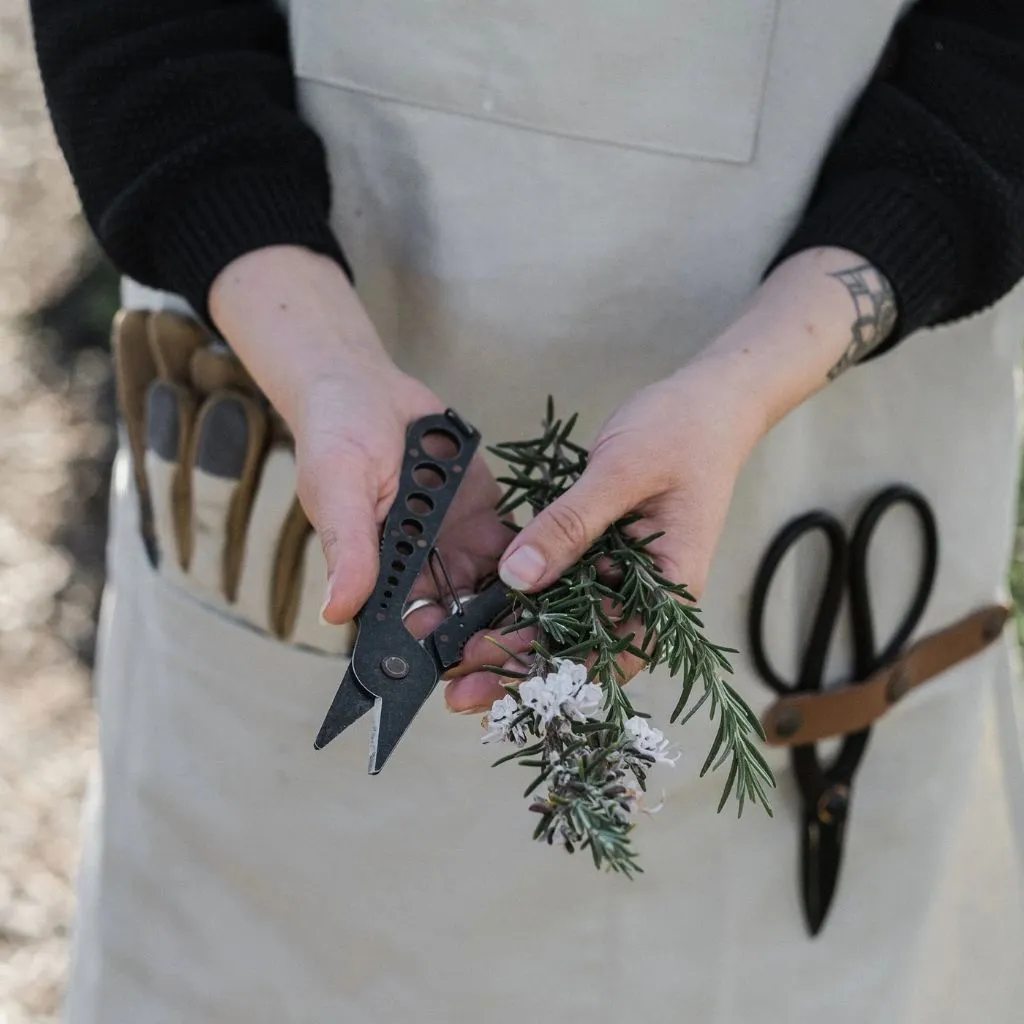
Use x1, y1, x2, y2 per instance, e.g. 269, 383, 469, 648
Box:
68, 1, 1024, 1021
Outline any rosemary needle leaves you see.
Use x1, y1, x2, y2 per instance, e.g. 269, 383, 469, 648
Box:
481, 400, 774, 875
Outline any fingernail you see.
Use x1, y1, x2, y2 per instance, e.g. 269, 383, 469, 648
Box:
499, 545, 546, 591
319, 574, 335, 625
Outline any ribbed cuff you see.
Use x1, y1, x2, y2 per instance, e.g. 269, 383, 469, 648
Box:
153, 167, 352, 325
768, 171, 970, 353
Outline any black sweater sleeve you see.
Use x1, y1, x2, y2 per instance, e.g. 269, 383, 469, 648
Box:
772, 0, 1024, 346
31, 1, 1024, 344
28, 0, 349, 321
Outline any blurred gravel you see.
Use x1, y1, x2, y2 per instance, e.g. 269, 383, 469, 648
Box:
0, 4, 118, 1022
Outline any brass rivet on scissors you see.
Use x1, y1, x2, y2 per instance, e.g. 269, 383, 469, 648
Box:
381, 656, 410, 679
817, 784, 850, 825
885, 667, 910, 704
775, 707, 802, 739
982, 612, 1005, 643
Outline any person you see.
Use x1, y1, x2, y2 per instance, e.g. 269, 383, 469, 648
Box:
29, 0, 1024, 1021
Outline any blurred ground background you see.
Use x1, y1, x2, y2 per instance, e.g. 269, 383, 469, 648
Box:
0, 2, 1023, 1023
0, 4, 119, 1021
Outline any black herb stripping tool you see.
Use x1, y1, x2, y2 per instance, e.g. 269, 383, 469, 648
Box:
313, 410, 513, 773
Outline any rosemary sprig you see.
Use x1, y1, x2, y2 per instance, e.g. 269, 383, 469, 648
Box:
484, 400, 774, 874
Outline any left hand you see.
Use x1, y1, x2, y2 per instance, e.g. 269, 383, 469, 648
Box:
443, 351, 767, 712
444, 246, 897, 712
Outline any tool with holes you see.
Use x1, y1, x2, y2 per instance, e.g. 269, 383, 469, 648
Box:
313, 411, 512, 772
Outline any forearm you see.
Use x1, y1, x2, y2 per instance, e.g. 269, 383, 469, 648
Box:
770, 0, 1024, 344
209, 247, 397, 428
688, 247, 895, 437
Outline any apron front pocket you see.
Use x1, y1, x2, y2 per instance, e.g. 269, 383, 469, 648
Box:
292, 0, 779, 163
92, 475, 616, 1019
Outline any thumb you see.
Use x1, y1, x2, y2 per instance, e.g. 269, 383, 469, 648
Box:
299, 453, 382, 625
499, 462, 636, 593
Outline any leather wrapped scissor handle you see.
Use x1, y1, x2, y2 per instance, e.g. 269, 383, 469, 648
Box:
762, 604, 1010, 747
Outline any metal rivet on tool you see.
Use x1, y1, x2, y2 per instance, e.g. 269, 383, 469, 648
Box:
982, 613, 1004, 643
885, 668, 910, 704
774, 707, 802, 739
817, 784, 850, 825
381, 656, 409, 679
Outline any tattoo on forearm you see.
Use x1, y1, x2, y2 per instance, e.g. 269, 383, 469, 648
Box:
826, 264, 898, 380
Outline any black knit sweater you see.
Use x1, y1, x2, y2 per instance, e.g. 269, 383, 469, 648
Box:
28, 0, 1024, 346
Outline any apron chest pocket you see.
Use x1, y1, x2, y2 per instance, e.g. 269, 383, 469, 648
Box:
291, 0, 779, 164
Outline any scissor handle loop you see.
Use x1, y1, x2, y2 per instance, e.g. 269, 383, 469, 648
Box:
846, 484, 938, 679
748, 510, 848, 696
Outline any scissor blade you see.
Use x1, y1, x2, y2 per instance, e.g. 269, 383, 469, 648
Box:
314, 664, 376, 750
800, 814, 846, 936
367, 671, 441, 775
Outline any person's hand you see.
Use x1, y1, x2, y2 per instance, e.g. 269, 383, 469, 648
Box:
444, 245, 898, 711
209, 246, 512, 630
443, 353, 765, 711
295, 365, 513, 629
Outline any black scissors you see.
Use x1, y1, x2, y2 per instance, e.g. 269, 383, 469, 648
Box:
748, 484, 938, 935
314, 410, 513, 773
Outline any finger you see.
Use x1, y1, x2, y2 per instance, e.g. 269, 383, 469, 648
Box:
448, 592, 650, 704
290, 531, 357, 654
623, 504, 712, 601
401, 600, 448, 641
498, 458, 639, 593
402, 536, 493, 638
445, 656, 525, 714
299, 449, 381, 625
406, 542, 481, 604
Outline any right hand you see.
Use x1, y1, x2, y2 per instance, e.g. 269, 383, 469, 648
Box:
209, 245, 513, 629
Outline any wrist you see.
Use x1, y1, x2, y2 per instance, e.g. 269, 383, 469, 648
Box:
209, 245, 398, 425
690, 247, 897, 431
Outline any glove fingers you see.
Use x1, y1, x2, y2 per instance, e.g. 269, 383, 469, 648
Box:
189, 344, 260, 399
235, 446, 299, 632
143, 379, 195, 579
290, 531, 356, 655
112, 310, 158, 561
147, 310, 205, 385
271, 494, 313, 641
188, 391, 268, 602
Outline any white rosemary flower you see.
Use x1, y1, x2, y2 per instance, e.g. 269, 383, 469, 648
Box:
569, 681, 603, 720
553, 658, 589, 688
553, 658, 603, 720
519, 660, 603, 726
482, 694, 527, 745
518, 672, 570, 725
624, 716, 680, 767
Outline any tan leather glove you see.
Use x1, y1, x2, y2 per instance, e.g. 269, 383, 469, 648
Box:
112, 309, 354, 656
